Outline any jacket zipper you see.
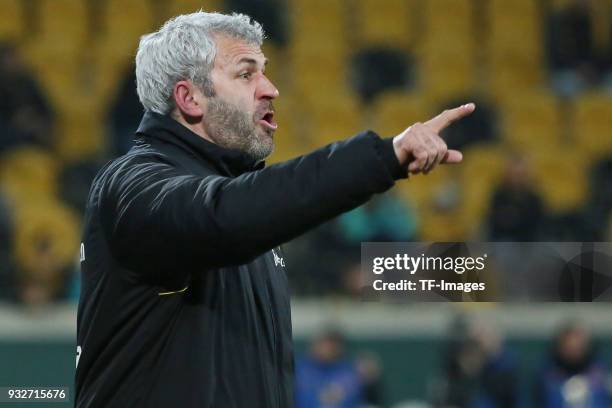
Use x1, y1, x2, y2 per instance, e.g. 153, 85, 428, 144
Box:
266, 253, 281, 407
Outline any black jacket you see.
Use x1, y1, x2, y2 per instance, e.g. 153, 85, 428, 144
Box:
75, 111, 405, 407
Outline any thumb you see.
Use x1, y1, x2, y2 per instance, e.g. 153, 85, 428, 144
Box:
442, 149, 463, 164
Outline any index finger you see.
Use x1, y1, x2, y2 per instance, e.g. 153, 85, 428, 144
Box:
425, 103, 476, 133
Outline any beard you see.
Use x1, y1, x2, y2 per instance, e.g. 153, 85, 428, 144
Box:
202, 96, 274, 163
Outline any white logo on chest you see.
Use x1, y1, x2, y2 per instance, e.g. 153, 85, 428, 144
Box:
271, 249, 285, 267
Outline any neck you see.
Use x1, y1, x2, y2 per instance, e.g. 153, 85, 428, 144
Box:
171, 111, 215, 144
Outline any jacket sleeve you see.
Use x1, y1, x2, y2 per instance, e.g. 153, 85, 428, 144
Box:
100, 131, 406, 273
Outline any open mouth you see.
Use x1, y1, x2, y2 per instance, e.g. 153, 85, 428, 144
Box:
259, 112, 278, 130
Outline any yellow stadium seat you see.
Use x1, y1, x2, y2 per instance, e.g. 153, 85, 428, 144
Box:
27, 57, 110, 124
572, 93, 612, 159
266, 96, 312, 163
37, 0, 88, 56
104, 0, 155, 36
308, 92, 363, 146
100, 0, 155, 58
590, 1, 611, 52
489, 0, 541, 24
395, 163, 456, 216
292, 31, 348, 57
291, 54, 349, 100
489, 58, 543, 103
291, 0, 345, 20
291, 56, 351, 106
169, 0, 223, 15
528, 148, 589, 213
489, 31, 541, 65
354, 0, 417, 49
418, 207, 471, 241
419, 44, 476, 105
0, 0, 24, 40
488, 0, 543, 94
290, 0, 347, 45
28, 60, 77, 113
28, 55, 109, 160
459, 144, 507, 225
261, 43, 285, 89
0, 147, 59, 200
372, 91, 431, 138
288, 0, 350, 99
289, 0, 349, 96
418, 0, 477, 104
55, 113, 106, 161
399, 163, 472, 241
18, 40, 54, 76
268, 131, 308, 163
87, 52, 131, 108
13, 199, 80, 279
424, 0, 474, 35
501, 91, 563, 151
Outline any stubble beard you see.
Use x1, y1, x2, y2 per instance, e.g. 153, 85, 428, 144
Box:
203, 97, 275, 163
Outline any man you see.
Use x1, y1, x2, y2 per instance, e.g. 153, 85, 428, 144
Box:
75, 12, 474, 407
534, 322, 610, 407
295, 330, 372, 408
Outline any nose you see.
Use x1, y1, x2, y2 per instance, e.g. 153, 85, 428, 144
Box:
256, 74, 279, 100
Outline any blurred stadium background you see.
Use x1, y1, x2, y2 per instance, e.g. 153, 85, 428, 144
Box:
0, 0, 611, 407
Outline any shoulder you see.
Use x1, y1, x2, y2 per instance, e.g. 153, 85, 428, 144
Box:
95, 143, 176, 186
85, 143, 176, 211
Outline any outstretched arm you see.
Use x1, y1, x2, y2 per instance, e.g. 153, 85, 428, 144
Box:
101, 104, 475, 275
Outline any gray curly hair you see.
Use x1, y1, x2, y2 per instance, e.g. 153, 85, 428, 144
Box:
135, 11, 264, 115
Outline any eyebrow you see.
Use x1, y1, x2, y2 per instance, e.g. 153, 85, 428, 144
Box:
236, 57, 268, 67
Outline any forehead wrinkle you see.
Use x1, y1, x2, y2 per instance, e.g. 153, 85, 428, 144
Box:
213, 35, 264, 70
230, 48, 265, 68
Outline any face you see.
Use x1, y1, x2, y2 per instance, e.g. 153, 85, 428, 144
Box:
199, 35, 279, 162
559, 328, 589, 363
312, 334, 343, 363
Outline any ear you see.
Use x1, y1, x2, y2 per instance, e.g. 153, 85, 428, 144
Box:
173, 80, 205, 118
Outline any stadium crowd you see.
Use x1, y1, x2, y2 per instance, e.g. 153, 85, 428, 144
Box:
294, 319, 612, 407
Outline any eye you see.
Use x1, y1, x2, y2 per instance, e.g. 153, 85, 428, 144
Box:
240, 72, 252, 80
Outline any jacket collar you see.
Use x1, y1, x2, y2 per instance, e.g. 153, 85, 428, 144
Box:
135, 110, 264, 176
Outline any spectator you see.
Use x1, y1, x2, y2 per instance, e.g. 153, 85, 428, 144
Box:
534, 322, 610, 408
17, 233, 71, 306
486, 154, 544, 241
295, 330, 374, 408
541, 211, 591, 241
432, 318, 519, 408
583, 155, 612, 240
107, 66, 142, 156
286, 193, 417, 297
0, 192, 14, 300
336, 193, 418, 244
0, 42, 54, 151
471, 324, 519, 408
284, 222, 356, 296
59, 159, 105, 215
605, 23, 612, 89
546, 0, 602, 95
355, 352, 384, 407
432, 317, 483, 407
13, 202, 80, 307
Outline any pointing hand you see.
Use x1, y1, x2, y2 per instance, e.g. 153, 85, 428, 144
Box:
392, 103, 475, 174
